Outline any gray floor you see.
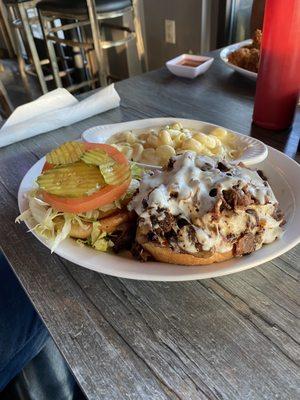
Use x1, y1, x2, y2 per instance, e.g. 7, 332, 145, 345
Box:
0, 58, 42, 111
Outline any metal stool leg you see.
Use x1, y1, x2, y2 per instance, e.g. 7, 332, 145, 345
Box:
18, 3, 48, 94
6, 5, 32, 96
78, 24, 95, 89
39, 12, 62, 88
51, 19, 73, 87
0, 78, 14, 118
86, 0, 107, 87
132, 0, 147, 72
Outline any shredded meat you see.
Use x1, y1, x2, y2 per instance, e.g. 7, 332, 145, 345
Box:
166, 158, 175, 171
160, 212, 175, 233
146, 231, 158, 242
222, 188, 253, 209
272, 206, 285, 226
177, 217, 189, 228
150, 210, 175, 236
217, 162, 230, 172
187, 226, 202, 251
110, 222, 137, 253
257, 169, 268, 181
246, 209, 259, 226
131, 242, 153, 262
234, 233, 256, 256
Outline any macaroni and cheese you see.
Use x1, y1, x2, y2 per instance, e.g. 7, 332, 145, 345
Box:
106, 122, 243, 166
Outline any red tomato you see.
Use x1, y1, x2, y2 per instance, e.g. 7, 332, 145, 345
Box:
41, 143, 130, 213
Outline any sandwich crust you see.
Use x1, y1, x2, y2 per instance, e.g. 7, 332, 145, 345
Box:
68, 210, 134, 239
136, 229, 233, 265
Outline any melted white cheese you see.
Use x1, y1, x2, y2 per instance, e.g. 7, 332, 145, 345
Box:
129, 153, 282, 254
130, 152, 277, 217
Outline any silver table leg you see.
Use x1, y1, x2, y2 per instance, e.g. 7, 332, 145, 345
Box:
18, 3, 48, 94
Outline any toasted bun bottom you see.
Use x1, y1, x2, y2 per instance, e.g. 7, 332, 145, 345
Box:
136, 230, 233, 266
142, 242, 233, 265
68, 210, 134, 239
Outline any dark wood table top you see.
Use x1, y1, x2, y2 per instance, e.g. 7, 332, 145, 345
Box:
0, 50, 299, 400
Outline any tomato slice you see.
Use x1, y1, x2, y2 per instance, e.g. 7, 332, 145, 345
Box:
42, 161, 53, 172
41, 143, 131, 213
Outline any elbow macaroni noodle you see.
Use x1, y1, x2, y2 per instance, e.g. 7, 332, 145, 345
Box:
106, 122, 242, 166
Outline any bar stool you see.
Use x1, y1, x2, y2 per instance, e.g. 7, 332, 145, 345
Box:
3, 0, 76, 94
37, 0, 146, 91
3, 0, 49, 93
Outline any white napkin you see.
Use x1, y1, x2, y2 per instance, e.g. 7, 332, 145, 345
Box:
0, 84, 120, 148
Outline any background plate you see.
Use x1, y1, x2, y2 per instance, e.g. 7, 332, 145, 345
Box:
18, 146, 300, 281
220, 39, 257, 80
82, 118, 267, 166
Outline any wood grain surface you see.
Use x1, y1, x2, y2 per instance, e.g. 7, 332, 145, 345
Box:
0, 50, 299, 400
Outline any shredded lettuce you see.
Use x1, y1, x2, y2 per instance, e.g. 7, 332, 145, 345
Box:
93, 235, 111, 252
16, 191, 115, 253
90, 222, 113, 251
130, 163, 144, 180
16, 191, 71, 252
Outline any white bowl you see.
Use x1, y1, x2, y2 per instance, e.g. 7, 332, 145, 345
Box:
166, 54, 214, 79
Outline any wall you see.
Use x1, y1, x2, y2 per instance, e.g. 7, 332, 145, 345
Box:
143, 0, 205, 70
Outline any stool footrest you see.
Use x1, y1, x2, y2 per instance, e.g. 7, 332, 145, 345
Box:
46, 35, 93, 50
102, 32, 136, 49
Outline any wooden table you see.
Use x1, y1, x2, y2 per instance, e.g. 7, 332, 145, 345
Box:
1, 50, 299, 400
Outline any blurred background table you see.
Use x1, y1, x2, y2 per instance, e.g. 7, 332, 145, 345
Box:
0, 50, 299, 400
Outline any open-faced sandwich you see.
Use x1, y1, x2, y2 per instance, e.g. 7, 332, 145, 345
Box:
17, 142, 142, 252
129, 152, 284, 265
17, 142, 284, 266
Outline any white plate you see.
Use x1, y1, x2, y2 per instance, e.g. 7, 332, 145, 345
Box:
82, 118, 268, 166
18, 146, 300, 281
220, 39, 257, 81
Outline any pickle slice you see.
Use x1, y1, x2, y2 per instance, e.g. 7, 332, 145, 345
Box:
99, 163, 131, 185
37, 161, 105, 197
81, 149, 115, 168
46, 142, 85, 165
